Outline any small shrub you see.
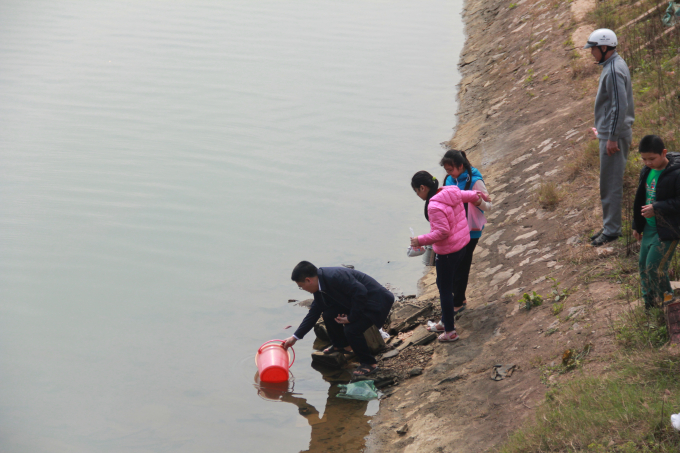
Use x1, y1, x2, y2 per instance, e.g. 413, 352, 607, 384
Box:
552, 303, 564, 316
535, 182, 561, 210
548, 277, 570, 302
520, 291, 543, 310
509, 2, 518, 9
566, 139, 599, 180
614, 306, 669, 349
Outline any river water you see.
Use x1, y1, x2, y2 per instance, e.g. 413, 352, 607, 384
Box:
0, 1, 464, 451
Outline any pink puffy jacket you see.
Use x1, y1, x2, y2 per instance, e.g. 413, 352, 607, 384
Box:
417, 186, 481, 255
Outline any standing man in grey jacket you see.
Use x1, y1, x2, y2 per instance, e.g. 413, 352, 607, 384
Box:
584, 29, 635, 246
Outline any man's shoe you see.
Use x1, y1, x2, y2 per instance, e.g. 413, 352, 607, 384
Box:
590, 228, 604, 240
591, 233, 618, 247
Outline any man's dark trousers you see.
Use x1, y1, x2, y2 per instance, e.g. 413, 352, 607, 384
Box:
322, 306, 376, 365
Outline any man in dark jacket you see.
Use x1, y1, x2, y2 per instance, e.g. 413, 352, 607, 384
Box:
632, 135, 680, 308
282, 261, 395, 377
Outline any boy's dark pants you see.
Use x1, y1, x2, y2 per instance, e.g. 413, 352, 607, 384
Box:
322, 307, 376, 365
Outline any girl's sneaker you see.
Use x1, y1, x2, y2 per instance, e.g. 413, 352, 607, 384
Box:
438, 330, 459, 342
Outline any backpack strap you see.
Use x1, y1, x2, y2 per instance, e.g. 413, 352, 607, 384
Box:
464, 175, 472, 216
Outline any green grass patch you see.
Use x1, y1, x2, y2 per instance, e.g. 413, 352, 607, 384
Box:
615, 306, 669, 350
498, 351, 680, 452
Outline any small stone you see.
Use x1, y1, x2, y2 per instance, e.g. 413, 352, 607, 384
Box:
566, 305, 585, 320
408, 367, 423, 377
483, 229, 506, 245
396, 424, 409, 435
547, 261, 557, 268
511, 154, 530, 166
491, 269, 514, 286
382, 349, 400, 359
437, 374, 463, 385
566, 235, 579, 246
523, 163, 541, 173
514, 230, 538, 241
507, 271, 523, 286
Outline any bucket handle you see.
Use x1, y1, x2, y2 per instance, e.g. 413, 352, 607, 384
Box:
256, 339, 295, 367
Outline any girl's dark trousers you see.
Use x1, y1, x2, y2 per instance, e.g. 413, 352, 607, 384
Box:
435, 248, 466, 332
453, 238, 479, 307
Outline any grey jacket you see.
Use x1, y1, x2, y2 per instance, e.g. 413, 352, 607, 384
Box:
594, 52, 635, 141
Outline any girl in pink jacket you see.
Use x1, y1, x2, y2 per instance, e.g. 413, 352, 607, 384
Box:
410, 171, 484, 342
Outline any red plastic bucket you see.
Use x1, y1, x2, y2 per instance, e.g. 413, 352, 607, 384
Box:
256, 340, 295, 383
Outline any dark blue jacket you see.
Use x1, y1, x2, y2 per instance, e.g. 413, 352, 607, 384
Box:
293, 267, 395, 340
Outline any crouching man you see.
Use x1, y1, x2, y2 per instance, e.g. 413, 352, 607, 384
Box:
283, 261, 395, 377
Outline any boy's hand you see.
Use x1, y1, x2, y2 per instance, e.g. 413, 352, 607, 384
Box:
606, 139, 620, 156
282, 336, 297, 349
410, 237, 420, 247
334, 314, 349, 324
633, 230, 642, 242
641, 204, 655, 218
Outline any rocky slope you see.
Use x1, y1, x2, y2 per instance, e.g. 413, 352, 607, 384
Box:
363, 0, 633, 450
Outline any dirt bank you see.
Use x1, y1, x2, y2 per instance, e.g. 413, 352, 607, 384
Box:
363, 0, 637, 450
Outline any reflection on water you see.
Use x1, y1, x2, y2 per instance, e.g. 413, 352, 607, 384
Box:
254, 365, 374, 453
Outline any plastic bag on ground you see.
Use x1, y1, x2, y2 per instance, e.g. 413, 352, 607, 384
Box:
427, 320, 441, 331
336, 380, 380, 401
671, 413, 680, 431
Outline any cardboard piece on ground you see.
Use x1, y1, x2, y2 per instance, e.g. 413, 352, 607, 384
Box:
364, 325, 386, 354
396, 325, 436, 351
389, 303, 433, 333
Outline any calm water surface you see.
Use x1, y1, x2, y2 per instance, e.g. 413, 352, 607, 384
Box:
0, 1, 464, 451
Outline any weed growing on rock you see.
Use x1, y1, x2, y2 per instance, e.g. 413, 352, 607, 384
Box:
520, 291, 543, 310
547, 277, 570, 302
552, 303, 564, 316
535, 181, 561, 210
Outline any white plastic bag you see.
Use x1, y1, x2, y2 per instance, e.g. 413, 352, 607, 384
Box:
671, 413, 680, 431
407, 227, 426, 257
467, 204, 487, 232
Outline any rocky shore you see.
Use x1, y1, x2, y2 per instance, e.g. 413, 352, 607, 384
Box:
361, 0, 634, 450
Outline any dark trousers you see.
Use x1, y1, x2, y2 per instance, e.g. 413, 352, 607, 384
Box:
322, 306, 376, 365
453, 238, 479, 307
435, 248, 466, 332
